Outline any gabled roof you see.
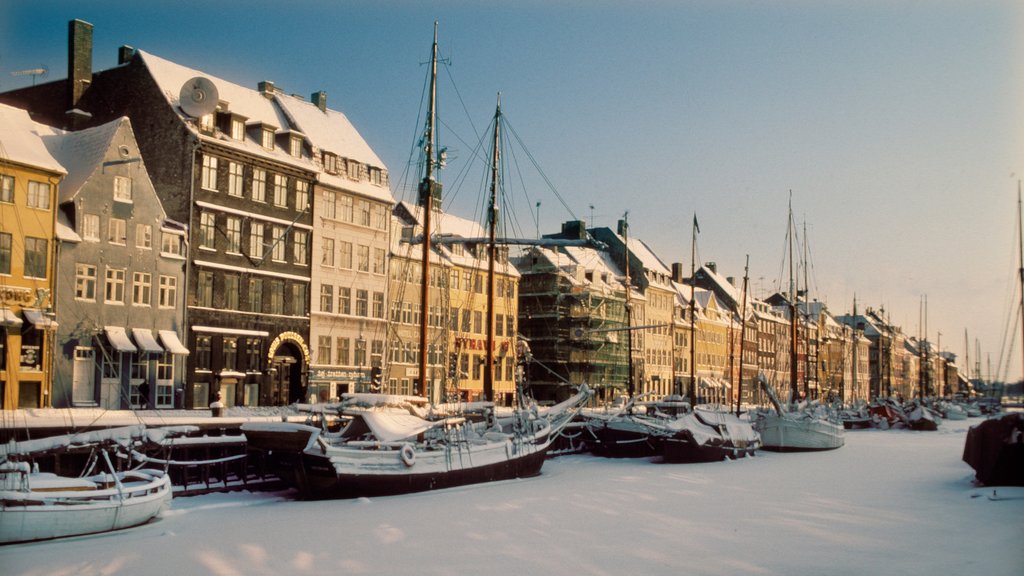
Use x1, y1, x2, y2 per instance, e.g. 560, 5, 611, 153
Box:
696, 264, 742, 307
0, 103, 66, 175
40, 116, 125, 203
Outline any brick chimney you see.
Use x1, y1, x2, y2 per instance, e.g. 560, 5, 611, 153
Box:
67, 19, 92, 110
671, 263, 685, 283
118, 45, 135, 65
311, 91, 327, 111
560, 220, 587, 240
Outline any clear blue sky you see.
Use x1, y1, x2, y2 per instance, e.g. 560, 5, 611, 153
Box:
3, 1, 1022, 380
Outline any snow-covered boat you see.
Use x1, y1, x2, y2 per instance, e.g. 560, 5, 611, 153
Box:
242, 386, 589, 499
906, 402, 941, 431
0, 426, 172, 544
752, 375, 844, 452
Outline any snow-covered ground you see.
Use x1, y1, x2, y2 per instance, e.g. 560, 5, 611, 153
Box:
1, 418, 1021, 576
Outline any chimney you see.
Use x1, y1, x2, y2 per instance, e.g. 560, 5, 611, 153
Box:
311, 91, 327, 111
727, 276, 735, 287
118, 45, 135, 65
705, 261, 717, 274
67, 19, 93, 111
560, 220, 586, 240
671, 263, 685, 283
258, 80, 275, 97
617, 219, 627, 236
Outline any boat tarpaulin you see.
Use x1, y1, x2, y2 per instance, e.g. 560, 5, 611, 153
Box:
360, 411, 440, 443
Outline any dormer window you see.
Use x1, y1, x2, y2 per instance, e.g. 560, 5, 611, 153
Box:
289, 136, 303, 158
323, 152, 339, 174
347, 159, 360, 180
261, 128, 274, 149
369, 167, 382, 186
199, 113, 214, 133
231, 118, 245, 140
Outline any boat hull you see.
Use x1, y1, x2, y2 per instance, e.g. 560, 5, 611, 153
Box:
583, 418, 663, 458
754, 413, 845, 452
963, 413, 1024, 486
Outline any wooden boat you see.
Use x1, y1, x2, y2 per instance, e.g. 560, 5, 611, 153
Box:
0, 426, 172, 544
962, 412, 1024, 486
752, 375, 844, 452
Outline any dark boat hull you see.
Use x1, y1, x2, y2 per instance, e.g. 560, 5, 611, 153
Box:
584, 423, 662, 458
963, 413, 1024, 486
661, 434, 735, 463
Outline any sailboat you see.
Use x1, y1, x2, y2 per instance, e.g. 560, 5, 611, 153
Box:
0, 426, 172, 544
750, 199, 844, 452
242, 26, 589, 498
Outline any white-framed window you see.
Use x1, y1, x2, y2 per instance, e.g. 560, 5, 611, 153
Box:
271, 226, 285, 261
338, 241, 352, 269
249, 222, 265, 259
295, 180, 309, 211
156, 353, 174, 407
273, 174, 287, 207
199, 212, 215, 249
358, 200, 370, 226
269, 281, 284, 314
338, 287, 351, 315
199, 113, 214, 133
82, 213, 100, 241
24, 237, 47, 278
339, 195, 353, 222
369, 167, 382, 186
248, 278, 263, 313
132, 272, 152, 306
228, 161, 244, 197
225, 216, 242, 254
105, 267, 126, 303
323, 153, 338, 174
336, 337, 350, 365
75, 263, 97, 300
290, 283, 306, 316
372, 204, 388, 230
322, 189, 336, 219
347, 159, 360, 180
197, 271, 213, 307
261, 128, 274, 149
356, 289, 368, 317
231, 118, 245, 141
136, 223, 152, 249
224, 275, 239, 309
0, 232, 10, 275
0, 174, 13, 203
357, 245, 370, 272
107, 217, 127, 245
113, 175, 132, 202
293, 230, 308, 265
158, 275, 177, 308
373, 292, 384, 319
318, 336, 332, 364
161, 232, 182, 256
289, 136, 302, 158
252, 169, 266, 202
320, 284, 333, 313
201, 154, 218, 191
373, 248, 386, 275
321, 237, 335, 267
27, 180, 50, 209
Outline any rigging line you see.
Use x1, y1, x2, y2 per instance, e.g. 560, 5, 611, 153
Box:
502, 117, 578, 221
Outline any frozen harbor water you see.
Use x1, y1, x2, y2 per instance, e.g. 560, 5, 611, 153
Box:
1, 418, 1020, 575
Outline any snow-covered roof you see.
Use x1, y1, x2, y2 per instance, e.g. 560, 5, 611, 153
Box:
698, 264, 742, 306
40, 116, 126, 203
0, 103, 66, 175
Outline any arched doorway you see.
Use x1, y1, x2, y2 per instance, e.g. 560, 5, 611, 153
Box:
266, 332, 310, 406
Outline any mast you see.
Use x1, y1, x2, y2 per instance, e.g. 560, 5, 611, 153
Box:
802, 219, 811, 400
737, 255, 749, 417
623, 212, 634, 398
483, 95, 501, 403
787, 197, 798, 402
688, 213, 697, 405
1018, 181, 1024, 388
417, 23, 441, 398
850, 296, 858, 404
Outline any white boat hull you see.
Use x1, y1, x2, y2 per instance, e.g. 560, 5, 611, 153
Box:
753, 412, 845, 452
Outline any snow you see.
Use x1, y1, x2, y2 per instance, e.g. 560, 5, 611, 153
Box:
1, 418, 1021, 575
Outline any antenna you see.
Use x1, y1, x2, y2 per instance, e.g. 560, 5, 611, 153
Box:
178, 76, 219, 117
11, 66, 48, 86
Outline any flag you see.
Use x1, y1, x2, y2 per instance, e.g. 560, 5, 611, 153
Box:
693, 214, 700, 234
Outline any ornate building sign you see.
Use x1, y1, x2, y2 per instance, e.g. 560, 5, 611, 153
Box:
266, 331, 310, 364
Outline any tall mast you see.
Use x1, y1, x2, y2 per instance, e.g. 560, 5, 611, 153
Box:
788, 196, 798, 402
737, 255, 749, 417
802, 219, 811, 400
688, 213, 697, 404
850, 296, 858, 403
1018, 181, 1024, 387
483, 95, 501, 403
623, 212, 634, 398
417, 22, 440, 398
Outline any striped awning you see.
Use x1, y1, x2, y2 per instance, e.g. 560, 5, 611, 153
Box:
131, 328, 164, 354
104, 326, 138, 353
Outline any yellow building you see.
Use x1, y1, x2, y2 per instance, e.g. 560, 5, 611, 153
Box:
0, 104, 64, 408
693, 289, 731, 404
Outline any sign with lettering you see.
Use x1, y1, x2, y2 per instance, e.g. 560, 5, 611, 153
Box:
0, 286, 35, 306
266, 331, 310, 364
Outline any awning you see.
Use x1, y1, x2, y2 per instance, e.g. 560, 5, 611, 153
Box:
23, 308, 58, 330
104, 326, 138, 353
131, 328, 163, 354
159, 330, 190, 355
0, 308, 23, 328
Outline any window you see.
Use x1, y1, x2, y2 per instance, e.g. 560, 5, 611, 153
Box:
323, 153, 339, 174
355, 289, 368, 317
156, 354, 174, 407
0, 232, 10, 275
372, 292, 384, 319
132, 272, 152, 306
199, 113, 214, 133
347, 160, 360, 180
0, 175, 12, 203
136, 224, 152, 249
354, 338, 366, 366
271, 226, 285, 261
197, 271, 213, 307
225, 217, 241, 253
228, 162, 244, 197
105, 267, 126, 303
269, 281, 284, 314
321, 237, 335, 266
24, 237, 47, 278
338, 241, 352, 269
320, 284, 333, 313
372, 204, 387, 230
231, 118, 245, 140
76, 264, 96, 300
27, 181, 50, 209
245, 338, 262, 371
161, 232, 182, 256
318, 336, 332, 364
249, 222, 265, 260
336, 337, 350, 365
370, 167, 383, 186
199, 213, 215, 249
252, 169, 266, 202
357, 245, 370, 272
108, 218, 127, 245
322, 189, 337, 219
373, 248, 386, 275
473, 311, 483, 334
340, 195, 353, 222
338, 287, 351, 315
295, 181, 309, 211
248, 278, 263, 313
196, 336, 212, 370
358, 200, 370, 226
224, 275, 239, 309
201, 154, 218, 191
273, 174, 287, 207
293, 231, 308, 265
290, 283, 306, 316
261, 128, 274, 149
223, 337, 238, 371
289, 136, 302, 158
158, 275, 176, 308
113, 176, 132, 202
82, 214, 100, 241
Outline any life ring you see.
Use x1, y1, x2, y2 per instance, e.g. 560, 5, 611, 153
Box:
400, 443, 416, 467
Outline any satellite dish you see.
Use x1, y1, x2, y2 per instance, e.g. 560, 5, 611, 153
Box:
178, 76, 219, 117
